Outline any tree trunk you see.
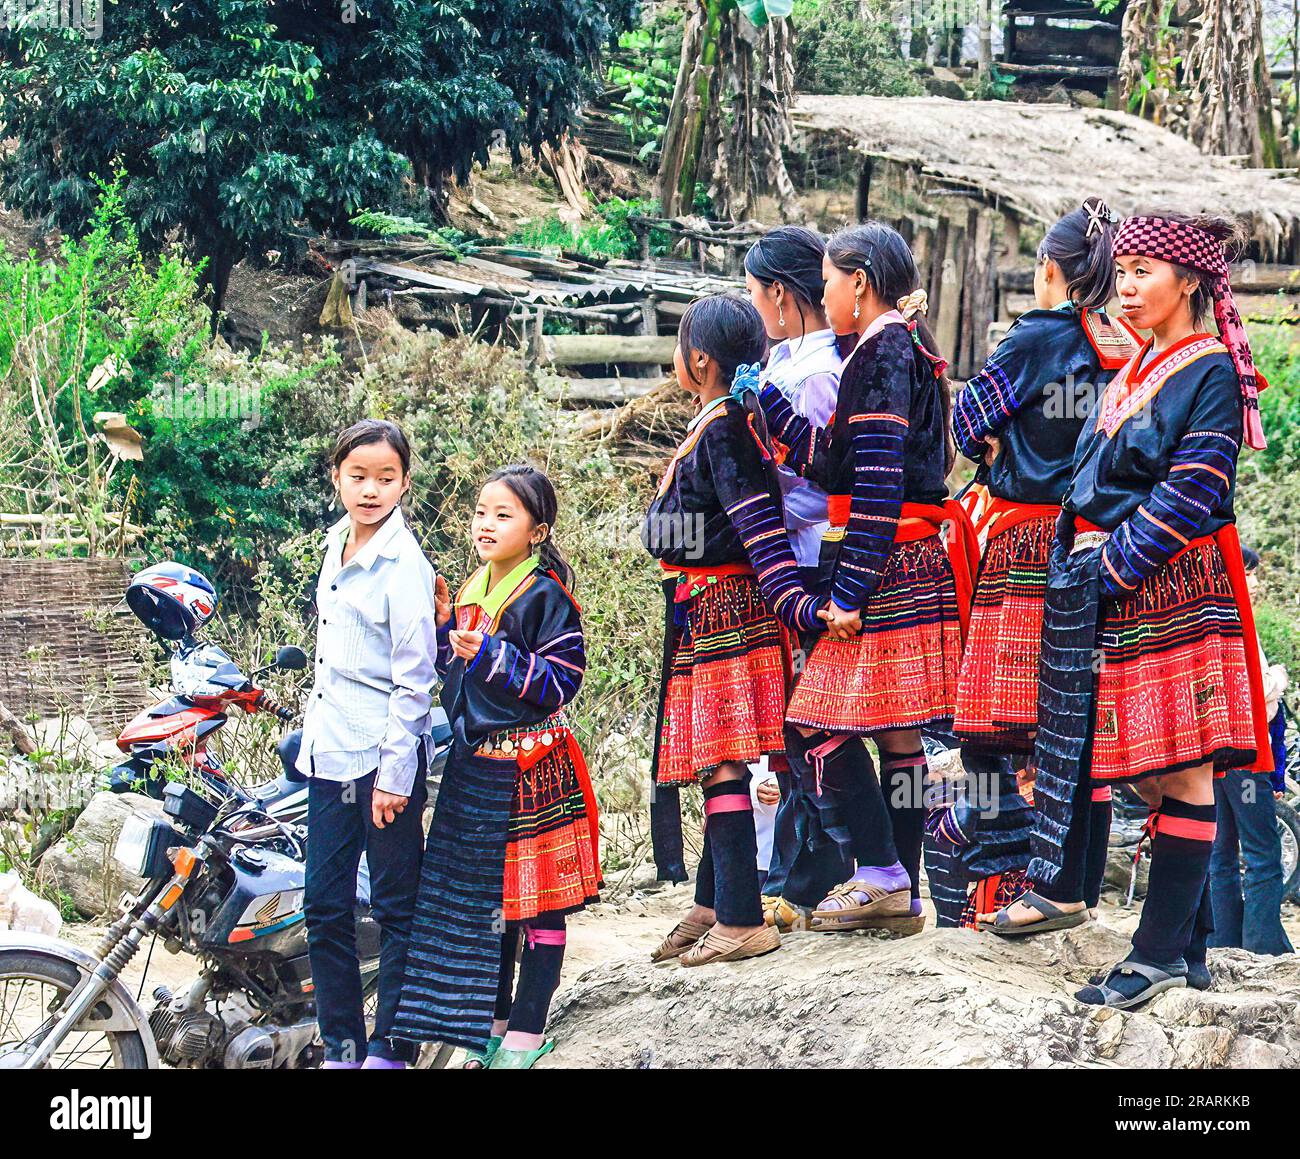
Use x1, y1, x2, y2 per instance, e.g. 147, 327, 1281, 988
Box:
656, 0, 724, 218
659, 2, 798, 223
1183, 0, 1282, 167
1118, 0, 1165, 120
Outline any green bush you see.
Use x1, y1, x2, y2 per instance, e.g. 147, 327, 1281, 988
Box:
506, 197, 670, 261
792, 0, 924, 97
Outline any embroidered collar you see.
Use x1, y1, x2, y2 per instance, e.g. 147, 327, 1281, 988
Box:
849, 309, 908, 359
1094, 332, 1227, 439
456, 553, 541, 620
687, 394, 729, 433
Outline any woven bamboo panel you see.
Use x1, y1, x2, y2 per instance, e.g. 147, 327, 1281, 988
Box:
0, 559, 146, 736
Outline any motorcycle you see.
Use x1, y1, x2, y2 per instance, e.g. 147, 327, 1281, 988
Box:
0, 562, 453, 1069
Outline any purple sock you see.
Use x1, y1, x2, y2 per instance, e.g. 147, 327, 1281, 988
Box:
320, 1060, 363, 1070
851, 861, 910, 893
360, 1055, 407, 1070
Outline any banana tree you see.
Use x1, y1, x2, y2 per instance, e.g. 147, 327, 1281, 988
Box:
656, 0, 797, 220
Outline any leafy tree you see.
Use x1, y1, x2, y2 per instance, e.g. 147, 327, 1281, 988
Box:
0, 0, 636, 313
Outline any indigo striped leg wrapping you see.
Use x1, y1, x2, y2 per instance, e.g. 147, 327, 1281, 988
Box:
1027, 540, 1104, 888
393, 744, 516, 1053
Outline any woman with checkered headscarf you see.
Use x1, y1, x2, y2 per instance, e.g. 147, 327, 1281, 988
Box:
984, 210, 1274, 1010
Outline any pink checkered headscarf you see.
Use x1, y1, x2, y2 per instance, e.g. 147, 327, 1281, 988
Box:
1113, 215, 1266, 450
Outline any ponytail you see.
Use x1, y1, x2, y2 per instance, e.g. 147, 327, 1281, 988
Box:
1039, 197, 1119, 312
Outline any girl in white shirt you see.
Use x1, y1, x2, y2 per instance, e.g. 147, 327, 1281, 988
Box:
299, 419, 440, 1070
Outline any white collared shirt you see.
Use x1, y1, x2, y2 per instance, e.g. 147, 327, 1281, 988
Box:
763, 328, 842, 567
296, 508, 439, 797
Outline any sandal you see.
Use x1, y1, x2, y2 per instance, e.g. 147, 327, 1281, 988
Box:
976, 890, 1088, 938
1075, 958, 1187, 1010
680, 924, 781, 967
462, 1035, 502, 1069
810, 879, 913, 931
650, 916, 713, 965
488, 1040, 555, 1069
764, 896, 815, 933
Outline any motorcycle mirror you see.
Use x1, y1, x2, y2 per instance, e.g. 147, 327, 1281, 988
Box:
274, 645, 309, 671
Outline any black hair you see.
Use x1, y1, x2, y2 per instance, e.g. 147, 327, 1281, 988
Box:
483, 463, 575, 591
1038, 197, 1117, 311
744, 226, 828, 334
677, 293, 769, 387
677, 293, 783, 492
1127, 210, 1246, 329
331, 418, 411, 475
1242, 544, 1260, 572
826, 221, 955, 472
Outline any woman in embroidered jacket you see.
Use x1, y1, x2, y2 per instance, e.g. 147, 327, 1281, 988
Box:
753, 222, 979, 933
744, 226, 875, 935
394, 465, 599, 1069
985, 212, 1272, 1009
645, 294, 824, 969
943, 200, 1138, 930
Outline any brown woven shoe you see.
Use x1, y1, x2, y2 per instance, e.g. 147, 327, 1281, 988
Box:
679, 924, 781, 967
650, 916, 713, 965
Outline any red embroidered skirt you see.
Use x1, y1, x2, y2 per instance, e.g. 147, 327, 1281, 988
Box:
953, 512, 1056, 750
656, 571, 789, 785
502, 735, 601, 922
786, 535, 962, 735
1091, 540, 1257, 782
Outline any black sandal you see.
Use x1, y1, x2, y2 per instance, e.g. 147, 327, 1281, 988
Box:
1075, 958, 1188, 1009
976, 890, 1088, 938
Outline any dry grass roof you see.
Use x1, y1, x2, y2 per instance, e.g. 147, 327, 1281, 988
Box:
794, 95, 1300, 260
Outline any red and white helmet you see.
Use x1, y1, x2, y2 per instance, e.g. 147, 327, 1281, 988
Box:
126, 562, 218, 640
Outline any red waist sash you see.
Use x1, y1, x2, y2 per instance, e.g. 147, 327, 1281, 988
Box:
826, 496, 979, 644
1074, 516, 1271, 773
659, 559, 755, 604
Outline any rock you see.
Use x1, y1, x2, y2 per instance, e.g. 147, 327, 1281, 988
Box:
37, 791, 168, 918
1105, 844, 1148, 899
543, 920, 1300, 1068
0, 870, 61, 936
923, 68, 968, 101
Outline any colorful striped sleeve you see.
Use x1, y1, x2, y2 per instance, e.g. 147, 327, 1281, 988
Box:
704, 409, 822, 633
757, 379, 819, 476
951, 319, 1045, 462
474, 588, 586, 709
1099, 367, 1243, 599
831, 327, 914, 613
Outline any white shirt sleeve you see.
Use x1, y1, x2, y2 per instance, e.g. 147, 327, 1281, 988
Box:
376, 554, 439, 797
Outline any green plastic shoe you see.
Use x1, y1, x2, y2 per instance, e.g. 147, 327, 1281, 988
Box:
487, 1039, 555, 1070
462, 1035, 503, 1069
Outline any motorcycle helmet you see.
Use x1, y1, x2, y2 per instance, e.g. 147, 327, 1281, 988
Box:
126, 562, 218, 639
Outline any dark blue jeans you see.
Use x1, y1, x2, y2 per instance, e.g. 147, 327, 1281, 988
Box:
1208, 768, 1293, 956
304, 758, 428, 1062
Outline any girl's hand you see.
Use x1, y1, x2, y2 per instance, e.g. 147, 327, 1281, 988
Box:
434, 574, 452, 627
983, 436, 1003, 468
818, 601, 861, 639
755, 778, 781, 807
372, 789, 408, 829
449, 629, 485, 661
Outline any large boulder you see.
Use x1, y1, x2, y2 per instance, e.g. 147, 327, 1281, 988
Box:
37, 791, 168, 918
544, 922, 1300, 1068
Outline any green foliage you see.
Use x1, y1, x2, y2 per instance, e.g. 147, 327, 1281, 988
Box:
0, 0, 637, 306
975, 65, 1017, 101
737, 0, 795, 26
348, 211, 480, 259
608, 26, 679, 162
791, 0, 924, 97
1237, 323, 1300, 702
507, 197, 670, 260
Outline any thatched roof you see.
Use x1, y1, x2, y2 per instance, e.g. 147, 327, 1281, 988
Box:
793, 95, 1300, 261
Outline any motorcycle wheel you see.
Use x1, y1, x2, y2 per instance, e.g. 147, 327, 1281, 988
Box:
1276, 799, 1300, 902
0, 951, 150, 1069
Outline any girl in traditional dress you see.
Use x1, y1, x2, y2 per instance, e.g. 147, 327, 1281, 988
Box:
744, 226, 872, 934
753, 222, 979, 932
987, 212, 1271, 1008
646, 294, 824, 968
394, 465, 600, 1069
946, 199, 1138, 930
